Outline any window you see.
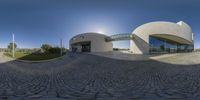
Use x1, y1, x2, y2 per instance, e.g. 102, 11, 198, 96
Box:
80, 36, 84, 39
149, 36, 193, 54
72, 37, 76, 40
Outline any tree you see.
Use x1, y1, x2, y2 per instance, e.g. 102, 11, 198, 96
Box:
41, 44, 52, 53
49, 47, 60, 54
8, 42, 17, 51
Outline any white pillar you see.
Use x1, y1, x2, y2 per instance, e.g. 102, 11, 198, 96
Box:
60, 38, 63, 56
12, 33, 15, 57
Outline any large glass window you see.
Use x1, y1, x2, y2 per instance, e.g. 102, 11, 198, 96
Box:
149, 36, 193, 54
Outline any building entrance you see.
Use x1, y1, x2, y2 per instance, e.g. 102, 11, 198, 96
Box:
71, 41, 91, 52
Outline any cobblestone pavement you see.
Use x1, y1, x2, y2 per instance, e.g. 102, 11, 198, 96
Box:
0, 53, 200, 100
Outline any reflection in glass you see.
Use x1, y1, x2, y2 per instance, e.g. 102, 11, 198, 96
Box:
149, 36, 193, 54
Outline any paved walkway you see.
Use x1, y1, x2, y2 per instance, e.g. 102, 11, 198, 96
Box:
91, 51, 200, 65
0, 52, 200, 99
157, 52, 200, 65
90, 51, 179, 60
0, 52, 14, 63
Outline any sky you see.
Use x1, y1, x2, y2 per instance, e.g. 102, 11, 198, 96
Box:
0, 0, 199, 49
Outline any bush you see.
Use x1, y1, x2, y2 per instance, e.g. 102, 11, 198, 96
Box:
49, 47, 61, 54
41, 44, 67, 54
113, 48, 119, 51
41, 44, 52, 53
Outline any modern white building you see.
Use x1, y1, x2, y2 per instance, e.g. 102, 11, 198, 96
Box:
69, 21, 194, 54
131, 21, 194, 54
69, 33, 113, 52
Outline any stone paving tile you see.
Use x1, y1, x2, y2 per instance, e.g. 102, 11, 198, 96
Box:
0, 53, 199, 100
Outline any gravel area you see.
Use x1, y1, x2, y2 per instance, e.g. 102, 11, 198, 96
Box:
0, 52, 200, 100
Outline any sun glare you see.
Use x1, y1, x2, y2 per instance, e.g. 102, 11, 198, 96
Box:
97, 30, 105, 34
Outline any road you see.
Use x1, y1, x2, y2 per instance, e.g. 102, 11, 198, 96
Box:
0, 52, 200, 100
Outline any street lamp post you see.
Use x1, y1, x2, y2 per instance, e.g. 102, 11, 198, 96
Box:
60, 38, 63, 56
12, 33, 15, 57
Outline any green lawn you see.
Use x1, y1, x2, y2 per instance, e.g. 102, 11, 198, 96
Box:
4, 52, 63, 61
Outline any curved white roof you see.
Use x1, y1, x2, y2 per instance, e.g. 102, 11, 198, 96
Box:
70, 32, 108, 44
132, 21, 193, 44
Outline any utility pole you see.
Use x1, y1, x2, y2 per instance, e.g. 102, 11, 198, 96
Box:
12, 33, 15, 57
60, 38, 63, 56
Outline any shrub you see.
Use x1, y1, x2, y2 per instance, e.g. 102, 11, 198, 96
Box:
49, 47, 61, 54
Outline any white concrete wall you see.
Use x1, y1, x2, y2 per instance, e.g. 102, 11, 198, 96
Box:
70, 33, 113, 52
131, 21, 194, 54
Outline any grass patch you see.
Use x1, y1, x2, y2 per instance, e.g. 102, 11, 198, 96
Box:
4, 52, 63, 61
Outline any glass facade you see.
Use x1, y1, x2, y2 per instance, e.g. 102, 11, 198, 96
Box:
149, 36, 193, 54
71, 41, 91, 52
81, 42, 91, 52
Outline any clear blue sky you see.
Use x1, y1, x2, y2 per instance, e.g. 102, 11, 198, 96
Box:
0, 0, 199, 49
